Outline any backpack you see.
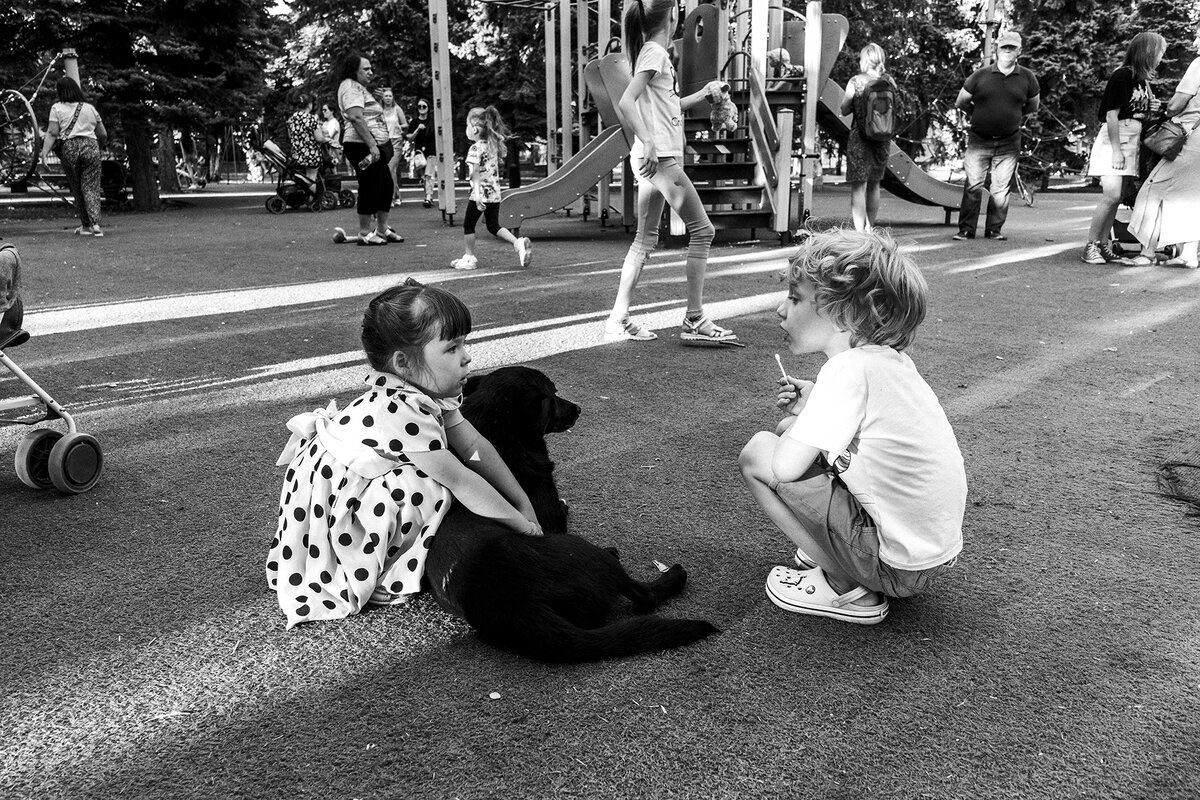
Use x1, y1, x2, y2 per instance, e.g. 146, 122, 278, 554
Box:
857, 75, 896, 143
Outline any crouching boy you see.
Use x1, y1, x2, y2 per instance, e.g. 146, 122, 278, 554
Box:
739, 228, 966, 624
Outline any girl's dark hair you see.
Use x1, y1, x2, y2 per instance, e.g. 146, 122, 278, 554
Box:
361, 278, 472, 372
337, 53, 366, 85
623, 0, 676, 67
1124, 32, 1167, 82
289, 89, 312, 109
55, 76, 86, 103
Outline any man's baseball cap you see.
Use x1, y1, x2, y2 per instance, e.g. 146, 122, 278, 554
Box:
996, 31, 1022, 48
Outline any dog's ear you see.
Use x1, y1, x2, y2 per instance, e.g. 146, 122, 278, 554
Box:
463, 374, 483, 396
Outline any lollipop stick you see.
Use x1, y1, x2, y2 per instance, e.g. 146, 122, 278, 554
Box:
774, 353, 788, 380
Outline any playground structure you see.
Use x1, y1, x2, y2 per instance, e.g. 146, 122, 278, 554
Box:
485, 0, 962, 240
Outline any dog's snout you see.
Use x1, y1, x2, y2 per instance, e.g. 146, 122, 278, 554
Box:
554, 398, 581, 432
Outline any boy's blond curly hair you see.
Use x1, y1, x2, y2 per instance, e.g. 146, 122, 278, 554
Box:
786, 228, 927, 351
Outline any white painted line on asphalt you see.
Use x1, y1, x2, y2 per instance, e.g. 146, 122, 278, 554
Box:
1120, 372, 1174, 397
22, 269, 491, 336
945, 241, 1079, 274
21, 245, 792, 337
947, 298, 1200, 418
57, 292, 784, 419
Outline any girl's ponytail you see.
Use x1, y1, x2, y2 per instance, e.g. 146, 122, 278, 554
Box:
623, 0, 647, 66
623, 0, 674, 67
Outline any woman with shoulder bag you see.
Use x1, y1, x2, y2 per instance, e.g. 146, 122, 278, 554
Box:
41, 77, 108, 237
1080, 32, 1165, 265
1128, 28, 1200, 268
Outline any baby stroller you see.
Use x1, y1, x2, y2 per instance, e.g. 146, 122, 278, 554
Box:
0, 243, 103, 493
248, 132, 355, 214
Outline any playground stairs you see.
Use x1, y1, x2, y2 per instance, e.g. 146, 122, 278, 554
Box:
678, 76, 802, 240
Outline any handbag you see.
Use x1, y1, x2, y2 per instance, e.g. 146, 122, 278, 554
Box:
1141, 116, 1200, 161
411, 151, 427, 171
52, 103, 83, 159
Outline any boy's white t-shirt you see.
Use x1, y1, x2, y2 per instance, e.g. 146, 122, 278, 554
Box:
631, 41, 684, 159
786, 345, 966, 570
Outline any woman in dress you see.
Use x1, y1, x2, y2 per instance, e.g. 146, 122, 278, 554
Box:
286, 91, 326, 180
1128, 28, 1200, 268
378, 87, 408, 207
839, 43, 893, 232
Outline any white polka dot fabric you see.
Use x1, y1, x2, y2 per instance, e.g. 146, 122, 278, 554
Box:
266, 371, 462, 629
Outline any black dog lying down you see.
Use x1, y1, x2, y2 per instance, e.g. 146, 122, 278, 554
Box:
423, 366, 718, 662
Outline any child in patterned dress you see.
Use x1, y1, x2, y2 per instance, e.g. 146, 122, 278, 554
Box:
450, 106, 532, 270
266, 279, 542, 629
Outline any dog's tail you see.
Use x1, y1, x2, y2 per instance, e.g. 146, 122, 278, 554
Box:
473, 605, 718, 663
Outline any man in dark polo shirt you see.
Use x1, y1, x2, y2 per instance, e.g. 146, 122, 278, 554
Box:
953, 31, 1041, 241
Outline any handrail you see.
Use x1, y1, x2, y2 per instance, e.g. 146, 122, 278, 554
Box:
721, 51, 781, 190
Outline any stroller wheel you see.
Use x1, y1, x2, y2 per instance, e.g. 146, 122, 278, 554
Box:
339, 189, 355, 208
307, 197, 323, 212
321, 190, 339, 211
265, 196, 286, 215
48, 432, 104, 494
14, 429, 62, 490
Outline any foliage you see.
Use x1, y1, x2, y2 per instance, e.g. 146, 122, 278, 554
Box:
0, 0, 278, 208
1012, 0, 1198, 172
278, 0, 548, 155
813, 0, 976, 159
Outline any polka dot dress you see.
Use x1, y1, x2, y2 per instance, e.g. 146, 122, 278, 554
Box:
266, 370, 462, 629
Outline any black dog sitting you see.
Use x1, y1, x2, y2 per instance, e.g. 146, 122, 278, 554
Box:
423, 366, 718, 662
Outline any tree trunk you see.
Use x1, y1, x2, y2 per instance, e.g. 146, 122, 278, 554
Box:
125, 121, 161, 212
158, 124, 180, 193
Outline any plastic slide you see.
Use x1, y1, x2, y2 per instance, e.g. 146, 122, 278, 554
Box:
497, 127, 630, 230
817, 78, 962, 211
498, 54, 633, 230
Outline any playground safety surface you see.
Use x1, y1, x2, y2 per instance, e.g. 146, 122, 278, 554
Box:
1, 185, 1197, 799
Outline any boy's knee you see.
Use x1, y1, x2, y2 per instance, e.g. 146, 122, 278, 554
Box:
738, 431, 777, 476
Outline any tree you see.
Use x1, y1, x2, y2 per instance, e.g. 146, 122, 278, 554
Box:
1, 0, 278, 210
814, 0, 975, 159
280, 0, 548, 155
1010, 0, 1199, 174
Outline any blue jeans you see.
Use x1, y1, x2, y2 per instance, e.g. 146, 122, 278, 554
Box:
957, 133, 1019, 236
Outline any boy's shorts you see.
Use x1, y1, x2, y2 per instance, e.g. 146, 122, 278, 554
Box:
768, 462, 955, 598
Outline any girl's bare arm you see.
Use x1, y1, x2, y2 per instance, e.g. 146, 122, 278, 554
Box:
405, 448, 542, 536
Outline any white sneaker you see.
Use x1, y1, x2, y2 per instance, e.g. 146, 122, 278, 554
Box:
451, 254, 478, 270
515, 237, 533, 267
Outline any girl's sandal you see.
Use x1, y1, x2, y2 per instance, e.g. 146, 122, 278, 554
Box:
603, 318, 657, 341
73, 226, 93, 236
680, 315, 744, 347
382, 227, 404, 243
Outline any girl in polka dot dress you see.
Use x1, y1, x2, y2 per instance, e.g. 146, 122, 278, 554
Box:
267, 279, 543, 628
